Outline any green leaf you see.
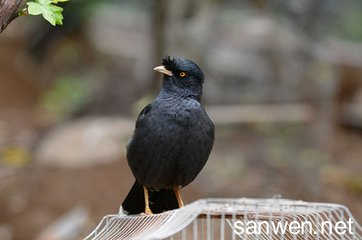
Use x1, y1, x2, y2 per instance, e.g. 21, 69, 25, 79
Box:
26, 0, 66, 26
27, 2, 43, 15
38, 0, 51, 5
48, 4, 63, 12
52, 0, 69, 3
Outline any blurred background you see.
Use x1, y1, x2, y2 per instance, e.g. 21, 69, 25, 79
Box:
1, 0, 362, 239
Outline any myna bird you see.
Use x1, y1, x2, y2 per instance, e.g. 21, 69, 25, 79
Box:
122, 56, 215, 215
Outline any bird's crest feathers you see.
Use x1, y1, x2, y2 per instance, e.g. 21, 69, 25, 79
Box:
162, 56, 178, 72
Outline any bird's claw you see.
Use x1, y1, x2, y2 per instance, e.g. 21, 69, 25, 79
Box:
144, 207, 153, 215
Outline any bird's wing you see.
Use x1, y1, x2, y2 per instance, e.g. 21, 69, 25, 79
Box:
126, 101, 214, 188
126, 103, 152, 151
135, 103, 153, 129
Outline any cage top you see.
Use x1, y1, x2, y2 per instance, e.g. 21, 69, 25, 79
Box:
84, 198, 362, 240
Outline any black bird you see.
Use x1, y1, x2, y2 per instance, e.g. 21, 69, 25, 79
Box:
122, 56, 215, 215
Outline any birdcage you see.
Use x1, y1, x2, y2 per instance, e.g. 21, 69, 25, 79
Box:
84, 198, 362, 240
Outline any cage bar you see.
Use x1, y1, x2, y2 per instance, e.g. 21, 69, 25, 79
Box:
84, 198, 362, 240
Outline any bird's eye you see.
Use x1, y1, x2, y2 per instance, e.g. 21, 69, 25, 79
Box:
179, 72, 186, 77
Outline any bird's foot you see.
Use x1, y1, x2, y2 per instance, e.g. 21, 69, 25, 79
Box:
143, 186, 153, 215
144, 206, 153, 215
174, 186, 184, 208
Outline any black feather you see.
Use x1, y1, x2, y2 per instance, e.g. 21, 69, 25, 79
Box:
122, 56, 214, 214
162, 56, 178, 72
122, 181, 179, 215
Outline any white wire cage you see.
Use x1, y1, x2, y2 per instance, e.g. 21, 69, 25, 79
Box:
84, 198, 362, 240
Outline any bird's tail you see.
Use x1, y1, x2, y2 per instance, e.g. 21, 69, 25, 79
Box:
122, 181, 179, 215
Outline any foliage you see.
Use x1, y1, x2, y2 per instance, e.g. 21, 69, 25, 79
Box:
25, 0, 69, 26
340, 8, 362, 42
1, 146, 31, 167
40, 76, 91, 119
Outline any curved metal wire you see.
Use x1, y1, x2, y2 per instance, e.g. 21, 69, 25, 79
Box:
84, 198, 362, 240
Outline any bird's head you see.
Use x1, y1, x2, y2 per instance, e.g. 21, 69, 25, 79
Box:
153, 56, 204, 101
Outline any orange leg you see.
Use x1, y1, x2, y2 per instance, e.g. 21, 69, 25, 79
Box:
143, 186, 153, 215
174, 186, 184, 208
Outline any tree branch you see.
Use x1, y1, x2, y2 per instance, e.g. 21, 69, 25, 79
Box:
0, 0, 24, 33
